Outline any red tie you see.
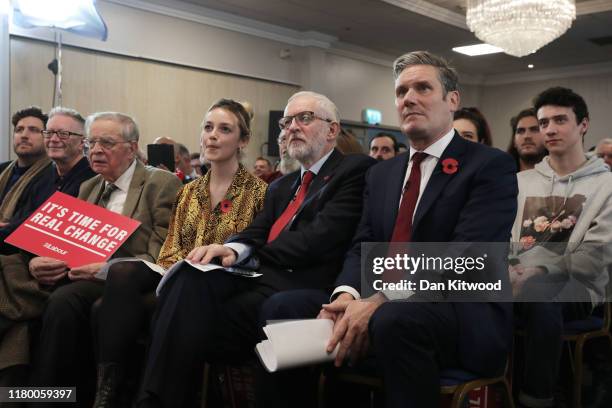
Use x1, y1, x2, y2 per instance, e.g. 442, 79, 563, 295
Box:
267, 171, 315, 242
391, 152, 427, 242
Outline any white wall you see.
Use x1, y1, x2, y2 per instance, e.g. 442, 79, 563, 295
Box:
9, 37, 299, 166
9, 1, 301, 86
323, 53, 396, 127
6, 1, 404, 130
320, 53, 482, 129
5, 0, 612, 157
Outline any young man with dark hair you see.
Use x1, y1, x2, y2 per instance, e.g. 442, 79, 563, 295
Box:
510, 87, 612, 407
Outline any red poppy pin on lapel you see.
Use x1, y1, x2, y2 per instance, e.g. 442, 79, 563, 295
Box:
441, 158, 459, 175
220, 199, 233, 213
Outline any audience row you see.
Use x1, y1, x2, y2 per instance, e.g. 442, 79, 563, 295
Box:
0, 50, 611, 408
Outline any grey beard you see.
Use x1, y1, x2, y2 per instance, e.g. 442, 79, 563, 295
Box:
279, 155, 300, 175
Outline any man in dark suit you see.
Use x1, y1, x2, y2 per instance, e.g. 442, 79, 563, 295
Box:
137, 91, 374, 408
263, 51, 518, 408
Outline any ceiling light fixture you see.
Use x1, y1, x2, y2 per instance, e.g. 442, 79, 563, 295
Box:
11, 0, 108, 107
0, 0, 10, 15
466, 0, 576, 58
452, 43, 504, 56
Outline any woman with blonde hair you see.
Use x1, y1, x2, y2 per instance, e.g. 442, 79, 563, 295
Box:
92, 99, 267, 407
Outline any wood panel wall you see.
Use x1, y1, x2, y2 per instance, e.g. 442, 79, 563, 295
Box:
9, 37, 299, 165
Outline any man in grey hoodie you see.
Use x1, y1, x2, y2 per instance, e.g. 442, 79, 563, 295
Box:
510, 87, 612, 407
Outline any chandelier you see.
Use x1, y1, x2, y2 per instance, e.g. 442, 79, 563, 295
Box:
466, 0, 576, 57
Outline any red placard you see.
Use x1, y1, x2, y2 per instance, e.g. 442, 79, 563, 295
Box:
5, 191, 141, 267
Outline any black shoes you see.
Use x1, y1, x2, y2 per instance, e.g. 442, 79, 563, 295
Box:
93, 362, 122, 408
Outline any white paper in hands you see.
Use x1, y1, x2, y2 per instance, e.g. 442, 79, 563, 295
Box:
255, 319, 338, 372
155, 259, 262, 295
95, 258, 261, 295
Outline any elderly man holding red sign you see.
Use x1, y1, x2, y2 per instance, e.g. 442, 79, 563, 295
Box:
28, 112, 181, 406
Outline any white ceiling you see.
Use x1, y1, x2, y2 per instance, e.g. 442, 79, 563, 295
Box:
158, 0, 612, 76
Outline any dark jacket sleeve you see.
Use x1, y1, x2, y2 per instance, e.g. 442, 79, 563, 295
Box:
335, 165, 376, 290
0, 169, 54, 253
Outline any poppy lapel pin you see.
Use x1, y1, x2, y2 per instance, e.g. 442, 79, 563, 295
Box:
220, 199, 233, 213
441, 158, 459, 175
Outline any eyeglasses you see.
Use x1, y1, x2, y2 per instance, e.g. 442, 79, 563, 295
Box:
85, 137, 131, 150
42, 130, 83, 140
278, 111, 333, 130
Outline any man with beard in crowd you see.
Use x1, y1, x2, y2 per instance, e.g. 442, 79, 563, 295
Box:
508, 108, 547, 172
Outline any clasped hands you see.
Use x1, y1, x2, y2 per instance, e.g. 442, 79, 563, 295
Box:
29, 257, 105, 285
318, 292, 386, 367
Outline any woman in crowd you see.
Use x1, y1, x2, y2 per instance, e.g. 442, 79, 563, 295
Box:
453, 107, 493, 146
92, 99, 267, 407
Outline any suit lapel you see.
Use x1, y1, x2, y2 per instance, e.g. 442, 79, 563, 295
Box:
411, 133, 466, 235
273, 172, 300, 219
121, 161, 146, 217
384, 153, 410, 238
91, 176, 106, 204
295, 149, 342, 216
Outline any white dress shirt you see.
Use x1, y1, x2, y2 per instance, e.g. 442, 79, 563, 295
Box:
103, 160, 137, 215
333, 129, 456, 301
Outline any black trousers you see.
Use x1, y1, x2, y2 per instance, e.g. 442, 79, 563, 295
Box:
256, 289, 330, 408
516, 301, 591, 405
368, 301, 460, 408
29, 279, 104, 407
94, 261, 161, 364
138, 266, 275, 408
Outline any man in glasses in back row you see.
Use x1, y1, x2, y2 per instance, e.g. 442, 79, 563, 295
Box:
137, 91, 375, 408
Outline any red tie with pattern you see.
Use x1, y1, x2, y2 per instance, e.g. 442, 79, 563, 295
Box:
391, 152, 428, 242
267, 171, 315, 242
